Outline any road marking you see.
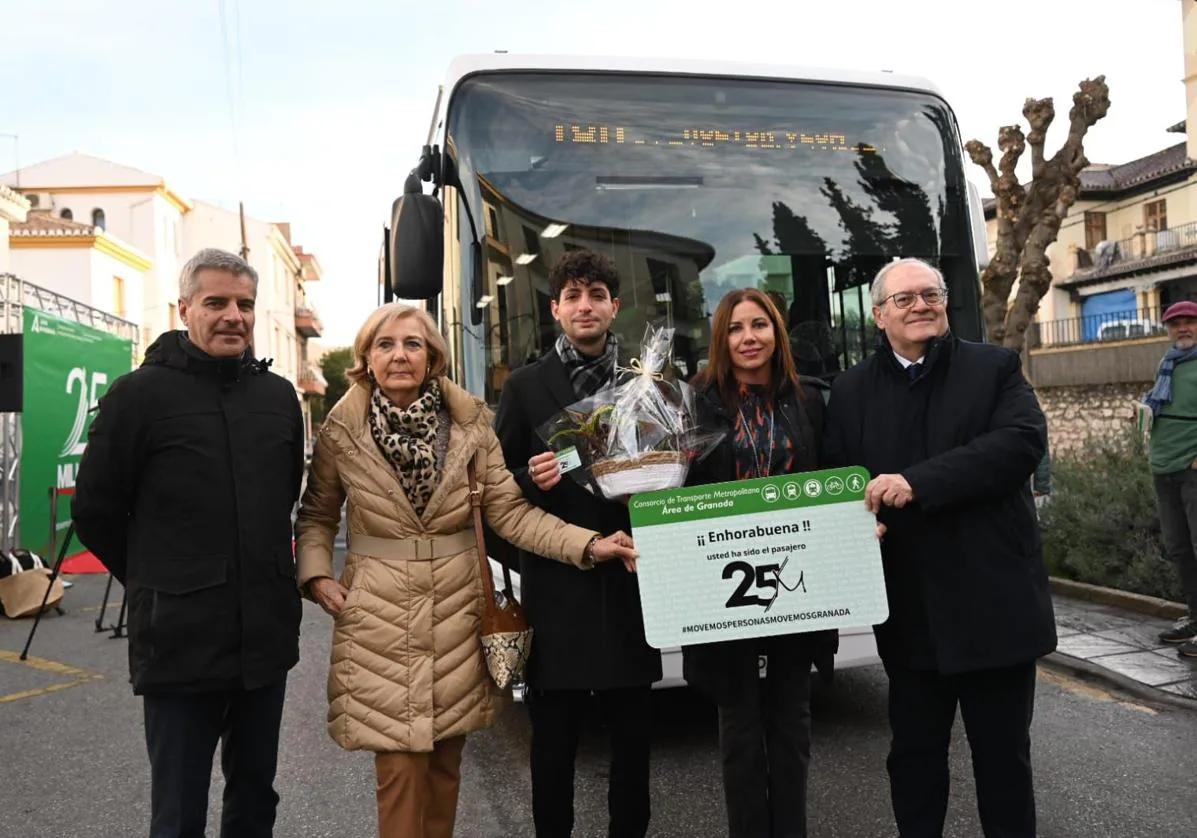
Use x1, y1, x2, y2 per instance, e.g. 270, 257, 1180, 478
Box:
0, 649, 104, 703
1038, 666, 1158, 715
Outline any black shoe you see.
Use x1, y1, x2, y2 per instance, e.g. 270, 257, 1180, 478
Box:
1159, 619, 1197, 644
1177, 639, 1197, 659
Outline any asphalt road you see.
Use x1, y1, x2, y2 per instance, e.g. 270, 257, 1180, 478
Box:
2, 571, 1194, 838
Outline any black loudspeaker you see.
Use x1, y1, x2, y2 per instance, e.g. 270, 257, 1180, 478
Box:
0, 334, 22, 412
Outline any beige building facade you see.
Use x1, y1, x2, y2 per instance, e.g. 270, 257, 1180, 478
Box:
1, 154, 327, 451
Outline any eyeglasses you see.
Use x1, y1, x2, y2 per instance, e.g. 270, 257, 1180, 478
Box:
882, 288, 949, 309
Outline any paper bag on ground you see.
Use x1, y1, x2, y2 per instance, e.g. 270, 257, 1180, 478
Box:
0, 568, 65, 618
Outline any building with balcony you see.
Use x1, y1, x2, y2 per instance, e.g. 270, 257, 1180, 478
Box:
292, 245, 325, 443
2, 154, 329, 452
981, 3, 1197, 452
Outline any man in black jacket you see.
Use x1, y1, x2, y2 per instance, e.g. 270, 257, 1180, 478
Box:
73, 248, 304, 838
824, 258, 1055, 838
492, 249, 661, 838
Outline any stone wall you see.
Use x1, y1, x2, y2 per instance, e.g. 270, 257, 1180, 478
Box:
1035, 382, 1149, 455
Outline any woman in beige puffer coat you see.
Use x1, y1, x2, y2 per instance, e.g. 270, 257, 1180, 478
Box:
296, 303, 636, 838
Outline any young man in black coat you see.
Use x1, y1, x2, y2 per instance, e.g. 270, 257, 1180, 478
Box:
492, 249, 661, 838
824, 258, 1055, 838
73, 249, 305, 838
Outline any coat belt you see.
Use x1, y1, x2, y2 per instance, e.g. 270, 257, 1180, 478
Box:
347, 530, 476, 562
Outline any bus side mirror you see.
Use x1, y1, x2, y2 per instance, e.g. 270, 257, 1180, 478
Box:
389, 173, 444, 300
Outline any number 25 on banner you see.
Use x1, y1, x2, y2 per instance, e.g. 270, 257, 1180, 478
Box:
61, 368, 108, 458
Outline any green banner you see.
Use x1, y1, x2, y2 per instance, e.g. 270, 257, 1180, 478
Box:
629, 466, 871, 527
20, 308, 133, 557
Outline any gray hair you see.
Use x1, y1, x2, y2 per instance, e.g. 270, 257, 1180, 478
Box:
870, 258, 946, 307
179, 248, 259, 301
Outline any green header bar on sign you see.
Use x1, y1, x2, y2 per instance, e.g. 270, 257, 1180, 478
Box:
628, 466, 872, 528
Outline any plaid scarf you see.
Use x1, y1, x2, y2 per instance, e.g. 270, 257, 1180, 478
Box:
1145, 344, 1197, 416
369, 379, 443, 515
555, 332, 618, 399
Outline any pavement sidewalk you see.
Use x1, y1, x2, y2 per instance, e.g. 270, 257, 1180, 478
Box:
1050, 593, 1196, 704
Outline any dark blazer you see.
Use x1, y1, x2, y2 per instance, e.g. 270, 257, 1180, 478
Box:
490, 349, 662, 690
823, 333, 1056, 674
681, 376, 838, 707
73, 331, 304, 694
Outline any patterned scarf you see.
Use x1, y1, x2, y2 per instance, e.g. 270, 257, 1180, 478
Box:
732, 384, 795, 480
555, 332, 618, 399
369, 378, 443, 515
1145, 344, 1197, 416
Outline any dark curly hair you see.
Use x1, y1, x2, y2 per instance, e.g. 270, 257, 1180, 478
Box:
548, 249, 621, 301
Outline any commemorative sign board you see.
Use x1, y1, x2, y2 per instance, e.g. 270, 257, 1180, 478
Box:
628, 466, 888, 649
20, 308, 133, 555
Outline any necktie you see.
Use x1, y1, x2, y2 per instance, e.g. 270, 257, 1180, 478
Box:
906, 362, 923, 381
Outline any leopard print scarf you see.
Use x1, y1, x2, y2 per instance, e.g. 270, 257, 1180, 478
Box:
369, 378, 443, 515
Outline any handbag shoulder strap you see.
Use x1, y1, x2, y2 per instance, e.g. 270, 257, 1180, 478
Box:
466, 454, 496, 605
465, 453, 517, 602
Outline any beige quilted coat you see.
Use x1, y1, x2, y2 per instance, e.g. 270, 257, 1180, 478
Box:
296, 377, 596, 753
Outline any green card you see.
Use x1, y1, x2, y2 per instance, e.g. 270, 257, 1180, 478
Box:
628, 466, 888, 649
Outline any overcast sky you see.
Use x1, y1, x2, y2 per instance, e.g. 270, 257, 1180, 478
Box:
1, 0, 1186, 345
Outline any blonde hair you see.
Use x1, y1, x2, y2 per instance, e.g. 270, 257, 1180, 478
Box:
346, 303, 449, 386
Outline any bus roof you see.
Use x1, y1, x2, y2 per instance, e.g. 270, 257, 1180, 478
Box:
443, 53, 945, 100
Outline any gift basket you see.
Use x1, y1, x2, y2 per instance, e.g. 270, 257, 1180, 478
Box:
537, 324, 723, 500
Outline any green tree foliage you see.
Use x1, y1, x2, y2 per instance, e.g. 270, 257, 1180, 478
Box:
313, 347, 353, 425
1039, 431, 1183, 602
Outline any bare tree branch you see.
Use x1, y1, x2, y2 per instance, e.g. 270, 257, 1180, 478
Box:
1023, 97, 1055, 179
967, 76, 1110, 350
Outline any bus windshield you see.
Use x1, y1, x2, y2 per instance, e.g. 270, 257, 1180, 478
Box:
445, 72, 977, 401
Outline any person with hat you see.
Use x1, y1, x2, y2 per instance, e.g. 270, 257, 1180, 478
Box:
1145, 299, 1197, 657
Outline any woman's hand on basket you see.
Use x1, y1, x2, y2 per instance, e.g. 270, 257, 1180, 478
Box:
591, 530, 639, 573
308, 576, 349, 618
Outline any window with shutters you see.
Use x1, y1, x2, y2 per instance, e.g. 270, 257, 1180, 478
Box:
1084, 211, 1106, 249
1145, 199, 1167, 232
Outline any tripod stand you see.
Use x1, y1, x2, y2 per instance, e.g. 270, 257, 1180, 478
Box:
94, 573, 127, 637
19, 520, 76, 661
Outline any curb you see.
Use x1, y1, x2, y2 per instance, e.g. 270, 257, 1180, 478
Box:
1049, 577, 1187, 620
1042, 651, 1197, 712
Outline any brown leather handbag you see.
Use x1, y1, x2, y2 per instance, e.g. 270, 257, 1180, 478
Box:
466, 456, 533, 689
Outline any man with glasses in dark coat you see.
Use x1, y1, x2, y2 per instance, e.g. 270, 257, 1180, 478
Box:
73, 248, 304, 838
824, 258, 1055, 838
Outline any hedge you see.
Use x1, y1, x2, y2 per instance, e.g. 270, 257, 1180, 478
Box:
1039, 431, 1184, 602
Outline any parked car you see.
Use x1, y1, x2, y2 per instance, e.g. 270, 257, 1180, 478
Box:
1097, 319, 1161, 341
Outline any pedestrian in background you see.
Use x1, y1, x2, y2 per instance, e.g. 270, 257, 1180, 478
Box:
295, 302, 636, 838
824, 258, 1055, 838
1144, 300, 1197, 657
684, 288, 835, 838
493, 250, 660, 838
73, 248, 305, 838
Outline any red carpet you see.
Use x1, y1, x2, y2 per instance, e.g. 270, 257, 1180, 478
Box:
61, 550, 107, 574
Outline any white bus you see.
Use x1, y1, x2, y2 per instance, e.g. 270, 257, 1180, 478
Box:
387, 54, 989, 683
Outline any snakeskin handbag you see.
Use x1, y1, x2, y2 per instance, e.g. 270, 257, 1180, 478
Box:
467, 457, 533, 689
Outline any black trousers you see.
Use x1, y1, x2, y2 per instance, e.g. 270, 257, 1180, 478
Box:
142, 678, 287, 838
884, 661, 1037, 838
1153, 470, 1197, 615
526, 685, 652, 838
717, 654, 812, 838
